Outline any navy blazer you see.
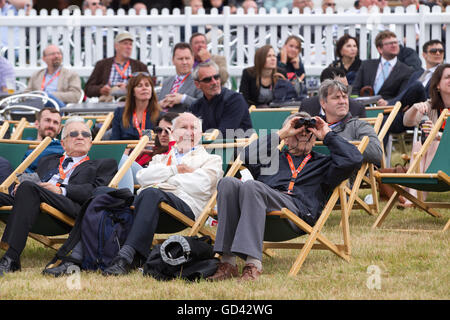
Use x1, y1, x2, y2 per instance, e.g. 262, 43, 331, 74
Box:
351, 59, 414, 100
110, 107, 156, 140
408, 68, 431, 99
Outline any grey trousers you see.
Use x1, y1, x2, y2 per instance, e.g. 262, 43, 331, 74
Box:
213, 177, 301, 261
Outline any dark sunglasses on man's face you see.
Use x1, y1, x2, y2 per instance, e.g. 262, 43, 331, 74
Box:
66, 130, 92, 139
427, 48, 444, 54
154, 126, 171, 135
198, 74, 220, 83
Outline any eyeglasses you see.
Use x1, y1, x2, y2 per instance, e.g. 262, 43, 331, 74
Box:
325, 2, 336, 6
427, 48, 444, 55
66, 130, 92, 139
90, 2, 102, 6
154, 127, 171, 135
130, 72, 151, 77
198, 74, 220, 83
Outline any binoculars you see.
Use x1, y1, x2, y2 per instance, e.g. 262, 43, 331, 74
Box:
294, 117, 317, 129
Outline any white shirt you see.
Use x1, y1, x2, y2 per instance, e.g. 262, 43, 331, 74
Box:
48, 154, 88, 196
421, 65, 438, 87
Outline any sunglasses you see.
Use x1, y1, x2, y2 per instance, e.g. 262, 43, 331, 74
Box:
130, 72, 151, 77
154, 126, 171, 135
198, 74, 220, 83
325, 3, 336, 6
427, 48, 444, 54
66, 130, 92, 139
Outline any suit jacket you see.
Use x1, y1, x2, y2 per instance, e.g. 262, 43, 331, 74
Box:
84, 57, 149, 97
157, 73, 202, 113
408, 68, 431, 99
351, 59, 414, 100
36, 154, 117, 206
299, 96, 367, 119
26, 67, 82, 103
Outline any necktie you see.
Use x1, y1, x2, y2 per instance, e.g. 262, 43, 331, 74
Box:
170, 76, 183, 94
418, 69, 431, 83
373, 61, 391, 95
41, 157, 73, 182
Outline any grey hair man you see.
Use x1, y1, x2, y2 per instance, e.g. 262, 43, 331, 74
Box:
319, 79, 382, 166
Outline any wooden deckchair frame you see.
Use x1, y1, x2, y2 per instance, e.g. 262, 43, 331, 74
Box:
372, 109, 449, 232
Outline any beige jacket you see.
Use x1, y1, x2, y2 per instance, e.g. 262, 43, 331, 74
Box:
135, 146, 223, 219
26, 67, 82, 103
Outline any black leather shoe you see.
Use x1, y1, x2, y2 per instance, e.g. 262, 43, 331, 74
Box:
42, 261, 78, 277
102, 257, 132, 276
0, 255, 21, 275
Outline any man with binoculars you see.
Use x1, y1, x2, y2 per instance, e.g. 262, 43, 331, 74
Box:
208, 106, 364, 282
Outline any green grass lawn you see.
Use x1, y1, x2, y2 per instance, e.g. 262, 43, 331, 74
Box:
0, 195, 448, 300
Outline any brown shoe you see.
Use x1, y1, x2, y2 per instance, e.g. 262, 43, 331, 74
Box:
238, 263, 262, 282
207, 262, 239, 281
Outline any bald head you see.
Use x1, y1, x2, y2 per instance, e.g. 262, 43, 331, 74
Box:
43, 45, 62, 71
172, 112, 203, 153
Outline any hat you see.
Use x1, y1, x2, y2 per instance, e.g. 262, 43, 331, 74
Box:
114, 32, 134, 43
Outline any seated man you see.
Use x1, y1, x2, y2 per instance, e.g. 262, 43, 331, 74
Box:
42, 113, 223, 277
300, 67, 366, 118
158, 42, 202, 113
23, 107, 64, 173
190, 32, 229, 85
209, 111, 363, 281
0, 117, 117, 275
84, 32, 149, 100
319, 79, 382, 167
190, 61, 253, 137
25, 45, 83, 107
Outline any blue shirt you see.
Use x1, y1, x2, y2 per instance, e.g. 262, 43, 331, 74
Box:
24, 139, 64, 173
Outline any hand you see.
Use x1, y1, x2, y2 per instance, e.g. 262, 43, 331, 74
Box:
141, 140, 155, 154
377, 98, 388, 106
198, 48, 211, 62
100, 84, 111, 96
39, 182, 63, 194
117, 82, 127, 90
414, 102, 429, 116
291, 56, 300, 69
176, 164, 195, 174
421, 120, 433, 134
280, 45, 287, 64
277, 116, 304, 140
160, 93, 182, 108
308, 116, 332, 141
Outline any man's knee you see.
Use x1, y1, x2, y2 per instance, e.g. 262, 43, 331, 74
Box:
15, 180, 40, 195
217, 177, 241, 193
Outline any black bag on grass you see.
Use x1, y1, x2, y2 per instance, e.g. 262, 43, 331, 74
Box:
143, 235, 219, 281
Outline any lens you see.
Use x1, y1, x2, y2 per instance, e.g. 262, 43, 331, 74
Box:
200, 74, 220, 83
154, 127, 163, 134
69, 131, 91, 138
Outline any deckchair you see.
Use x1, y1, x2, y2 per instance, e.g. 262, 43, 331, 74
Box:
372, 109, 449, 232
152, 137, 257, 245
0, 136, 149, 250
262, 136, 369, 276
248, 106, 298, 137
0, 121, 9, 139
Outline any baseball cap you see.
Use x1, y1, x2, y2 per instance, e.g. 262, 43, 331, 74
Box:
115, 32, 134, 43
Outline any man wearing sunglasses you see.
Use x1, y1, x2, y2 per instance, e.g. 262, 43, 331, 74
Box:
84, 32, 149, 100
0, 117, 117, 275
190, 61, 252, 137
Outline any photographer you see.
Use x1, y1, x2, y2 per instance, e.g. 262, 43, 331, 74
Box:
209, 111, 363, 282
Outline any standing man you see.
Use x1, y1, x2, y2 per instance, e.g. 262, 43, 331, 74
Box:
25, 45, 82, 107
0, 117, 117, 275
158, 42, 202, 113
189, 32, 229, 85
190, 61, 252, 137
84, 32, 149, 100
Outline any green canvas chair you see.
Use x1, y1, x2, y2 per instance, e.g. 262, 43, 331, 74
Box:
372, 108, 449, 232
248, 106, 298, 137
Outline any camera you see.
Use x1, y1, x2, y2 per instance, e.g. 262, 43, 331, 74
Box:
142, 129, 153, 138
294, 117, 316, 129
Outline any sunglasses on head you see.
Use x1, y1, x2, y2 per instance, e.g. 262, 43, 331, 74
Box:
154, 126, 171, 134
427, 48, 444, 54
66, 130, 92, 139
198, 74, 220, 83
130, 72, 151, 77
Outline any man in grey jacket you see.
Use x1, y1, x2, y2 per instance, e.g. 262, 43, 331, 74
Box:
319, 79, 382, 167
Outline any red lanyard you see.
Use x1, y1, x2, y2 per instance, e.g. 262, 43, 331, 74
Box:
56, 156, 89, 187
41, 68, 61, 90
133, 110, 147, 138
285, 153, 312, 195
114, 60, 130, 80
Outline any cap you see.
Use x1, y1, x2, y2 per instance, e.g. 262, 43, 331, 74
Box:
114, 32, 134, 43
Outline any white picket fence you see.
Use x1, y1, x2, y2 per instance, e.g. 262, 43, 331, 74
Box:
1, 5, 450, 84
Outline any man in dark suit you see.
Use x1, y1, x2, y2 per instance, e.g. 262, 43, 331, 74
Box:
0, 117, 117, 275
84, 32, 149, 100
158, 42, 203, 113
300, 67, 366, 118
352, 30, 414, 106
